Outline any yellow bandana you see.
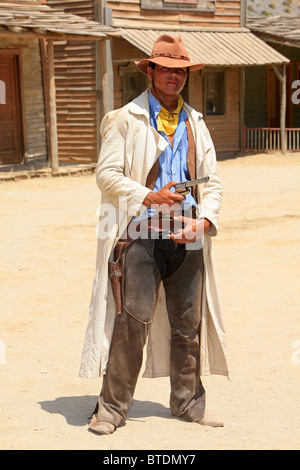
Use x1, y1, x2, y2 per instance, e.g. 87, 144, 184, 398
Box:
157, 95, 184, 136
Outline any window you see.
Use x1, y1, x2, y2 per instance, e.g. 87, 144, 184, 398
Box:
203, 70, 225, 116
119, 63, 147, 106
141, 0, 216, 12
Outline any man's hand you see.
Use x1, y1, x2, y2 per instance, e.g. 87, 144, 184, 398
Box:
169, 216, 212, 244
143, 181, 185, 213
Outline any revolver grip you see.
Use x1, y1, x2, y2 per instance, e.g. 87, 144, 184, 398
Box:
178, 189, 189, 196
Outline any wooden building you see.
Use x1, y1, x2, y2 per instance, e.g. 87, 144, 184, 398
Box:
45, 0, 113, 164
245, 16, 300, 152
46, 0, 289, 161
0, 0, 118, 170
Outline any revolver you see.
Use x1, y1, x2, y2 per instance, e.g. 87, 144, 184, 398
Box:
175, 176, 210, 196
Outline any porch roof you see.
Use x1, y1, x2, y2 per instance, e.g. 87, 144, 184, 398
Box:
0, 2, 120, 41
119, 26, 289, 67
247, 16, 300, 49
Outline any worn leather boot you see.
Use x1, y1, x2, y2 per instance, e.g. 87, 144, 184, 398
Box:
197, 411, 224, 427
89, 415, 116, 435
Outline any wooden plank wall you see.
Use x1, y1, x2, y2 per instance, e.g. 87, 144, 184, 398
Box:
23, 40, 48, 160
192, 67, 240, 155
207, 68, 240, 155
47, 0, 98, 163
5, 0, 43, 4
112, 37, 147, 109
108, 0, 241, 28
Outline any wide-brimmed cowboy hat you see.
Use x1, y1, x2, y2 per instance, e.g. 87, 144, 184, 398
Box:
135, 34, 204, 74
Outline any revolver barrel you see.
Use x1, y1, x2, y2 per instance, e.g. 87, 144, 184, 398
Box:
175, 176, 210, 196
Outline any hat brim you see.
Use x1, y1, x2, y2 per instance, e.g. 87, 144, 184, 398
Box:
134, 56, 204, 75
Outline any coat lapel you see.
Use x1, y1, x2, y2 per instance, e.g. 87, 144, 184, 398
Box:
128, 91, 168, 185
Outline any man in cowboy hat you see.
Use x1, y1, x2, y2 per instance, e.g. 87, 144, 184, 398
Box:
80, 34, 229, 435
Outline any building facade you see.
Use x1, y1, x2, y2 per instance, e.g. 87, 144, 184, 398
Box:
245, 16, 300, 152
0, 0, 116, 168
46, 0, 288, 161
1, 1, 290, 168
0, 30, 48, 165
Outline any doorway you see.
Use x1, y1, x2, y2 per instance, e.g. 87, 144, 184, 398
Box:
0, 51, 24, 165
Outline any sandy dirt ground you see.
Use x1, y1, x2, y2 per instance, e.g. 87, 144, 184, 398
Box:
0, 151, 299, 451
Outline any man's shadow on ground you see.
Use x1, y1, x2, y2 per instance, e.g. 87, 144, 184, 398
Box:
38, 396, 173, 427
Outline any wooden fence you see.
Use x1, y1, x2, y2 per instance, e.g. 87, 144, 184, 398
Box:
244, 126, 300, 152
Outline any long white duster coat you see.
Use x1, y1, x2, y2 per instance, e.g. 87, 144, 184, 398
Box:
79, 90, 229, 379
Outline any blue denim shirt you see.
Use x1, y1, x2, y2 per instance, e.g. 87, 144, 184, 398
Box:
147, 91, 196, 217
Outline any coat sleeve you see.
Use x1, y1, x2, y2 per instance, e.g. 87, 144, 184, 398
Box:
197, 121, 222, 237
96, 111, 151, 217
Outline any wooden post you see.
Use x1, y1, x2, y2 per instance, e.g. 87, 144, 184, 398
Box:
95, 1, 114, 154
40, 39, 51, 164
95, 0, 103, 155
240, 66, 245, 152
47, 39, 59, 173
96, 37, 114, 157
98, 39, 113, 117
240, 0, 247, 27
272, 64, 287, 154
280, 64, 287, 154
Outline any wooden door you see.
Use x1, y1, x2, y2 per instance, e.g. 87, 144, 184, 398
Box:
0, 53, 23, 164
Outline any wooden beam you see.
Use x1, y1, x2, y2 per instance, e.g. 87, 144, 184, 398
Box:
0, 28, 112, 41
47, 39, 59, 173
98, 38, 114, 118
280, 64, 287, 155
239, 66, 245, 151
272, 64, 283, 84
40, 38, 51, 164
240, 0, 246, 27
16, 50, 28, 164
95, 3, 114, 153
272, 64, 287, 154
95, 0, 104, 156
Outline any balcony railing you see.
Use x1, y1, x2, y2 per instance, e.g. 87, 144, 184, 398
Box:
244, 126, 300, 152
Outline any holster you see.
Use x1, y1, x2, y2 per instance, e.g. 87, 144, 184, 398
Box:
108, 239, 133, 315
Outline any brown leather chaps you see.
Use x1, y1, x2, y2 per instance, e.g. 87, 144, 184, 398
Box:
94, 237, 206, 427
